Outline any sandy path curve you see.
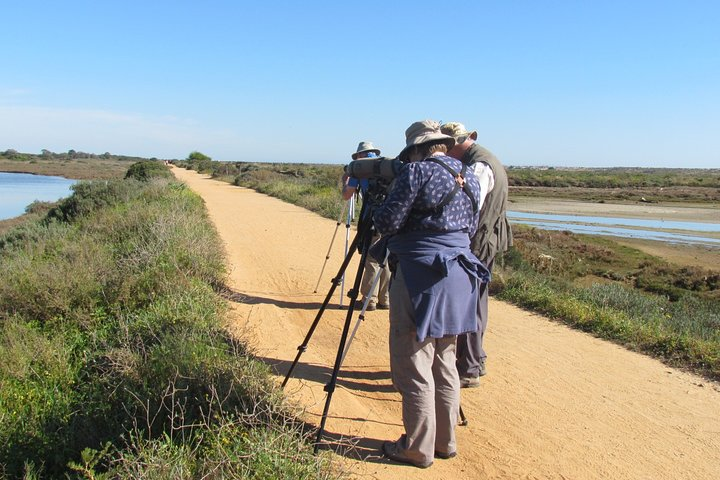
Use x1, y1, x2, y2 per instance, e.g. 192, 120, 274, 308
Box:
172, 167, 720, 480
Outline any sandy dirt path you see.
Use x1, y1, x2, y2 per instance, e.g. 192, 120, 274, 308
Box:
172, 167, 720, 480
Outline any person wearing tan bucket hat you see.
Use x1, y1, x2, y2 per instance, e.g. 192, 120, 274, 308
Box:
342, 141, 382, 201
371, 120, 491, 468
441, 121, 513, 388
341, 141, 390, 311
350, 141, 381, 160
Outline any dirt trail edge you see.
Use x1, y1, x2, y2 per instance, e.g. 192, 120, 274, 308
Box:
172, 167, 720, 480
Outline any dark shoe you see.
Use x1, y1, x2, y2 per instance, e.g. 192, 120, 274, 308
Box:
354, 300, 376, 311
478, 359, 487, 377
460, 376, 480, 388
382, 440, 433, 469
435, 450, 457, 459
377, 303, 390, 310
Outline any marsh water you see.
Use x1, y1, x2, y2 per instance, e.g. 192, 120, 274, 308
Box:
508, 211, 720, 247
0, 172, 76, 220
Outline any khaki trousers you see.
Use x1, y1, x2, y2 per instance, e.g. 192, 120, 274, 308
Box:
457, 257, 494, 377
360, 234, 390, 305
388, 267, 460, 465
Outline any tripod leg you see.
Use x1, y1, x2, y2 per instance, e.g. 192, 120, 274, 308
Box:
340, 249, 390, 365
315, 228, 372, 452
313, 200, 348, 293
459, 405, 468, 426
339, 196, 355, 307
282, 224, 365, 388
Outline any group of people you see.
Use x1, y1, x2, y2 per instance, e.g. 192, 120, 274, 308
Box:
341, 120, 512, 468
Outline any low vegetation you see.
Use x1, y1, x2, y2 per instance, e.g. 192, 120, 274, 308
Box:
0, 163, 339, 478
175, 159, 346, 220
496, 226, 719, 378
179, 159, 720, 380
507, 166, 720, 188
0, 149, 174, 180
507, 166, 720, 203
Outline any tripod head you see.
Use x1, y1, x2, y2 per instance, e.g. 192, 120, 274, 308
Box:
355, 177, 391, 256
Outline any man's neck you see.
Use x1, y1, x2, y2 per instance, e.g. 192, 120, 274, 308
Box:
448, 140, 474, 160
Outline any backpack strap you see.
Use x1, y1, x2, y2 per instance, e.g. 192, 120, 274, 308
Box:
423, 157, 479, 215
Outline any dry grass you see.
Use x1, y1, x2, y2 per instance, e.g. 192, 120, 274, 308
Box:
0, 157, 136, 180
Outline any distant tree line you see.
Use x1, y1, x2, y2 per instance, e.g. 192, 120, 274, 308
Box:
1, 148, 174, 164
507, 166, 720, 188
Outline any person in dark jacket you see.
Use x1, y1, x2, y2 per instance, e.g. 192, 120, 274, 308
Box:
374, 120, 490, 468
441, 122, 513, 387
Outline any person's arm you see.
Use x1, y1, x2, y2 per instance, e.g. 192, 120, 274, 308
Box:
341, 175, 359, 200
372, 164, 421, 235
473, 162, 494, 212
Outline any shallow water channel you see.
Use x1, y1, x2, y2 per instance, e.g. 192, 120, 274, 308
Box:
0, 172, 76, 220
508, 211, 720, 247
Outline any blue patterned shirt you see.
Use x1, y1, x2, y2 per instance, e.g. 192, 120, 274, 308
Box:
373, 155, 481, 238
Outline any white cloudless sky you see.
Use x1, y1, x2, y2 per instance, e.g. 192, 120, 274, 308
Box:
1, 1, 719, 167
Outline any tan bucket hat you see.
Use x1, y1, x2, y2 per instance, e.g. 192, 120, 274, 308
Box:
399, 120, 455, 161
440, 121, 478, 144
351, 141, 381, 160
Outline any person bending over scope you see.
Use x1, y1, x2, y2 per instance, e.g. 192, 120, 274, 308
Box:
372, 120, 489, 468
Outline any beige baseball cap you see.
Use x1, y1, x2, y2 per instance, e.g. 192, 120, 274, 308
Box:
440, 122, 478, 144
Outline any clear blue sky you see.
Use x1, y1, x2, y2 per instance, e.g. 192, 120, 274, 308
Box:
2, 1, 719, 167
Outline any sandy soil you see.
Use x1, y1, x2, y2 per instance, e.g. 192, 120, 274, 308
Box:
509, 196, 720, 224
172, 167, 720, 480
612, 237, 720, 270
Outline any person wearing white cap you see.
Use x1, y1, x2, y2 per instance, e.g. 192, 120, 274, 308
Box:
373, 120, 490, 468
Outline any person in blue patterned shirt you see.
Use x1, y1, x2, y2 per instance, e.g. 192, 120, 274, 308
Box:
373, 120, 491, 468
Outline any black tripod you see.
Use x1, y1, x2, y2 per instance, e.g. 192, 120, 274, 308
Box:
282, 199, 377, 452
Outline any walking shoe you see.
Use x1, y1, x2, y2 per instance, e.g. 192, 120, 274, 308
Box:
354, 300, 376, 311
460, 376, 480, 388
435, 450, 457, 459
381, 440, 433, 469
377, 303, 390, 310
479, 359, 487, 377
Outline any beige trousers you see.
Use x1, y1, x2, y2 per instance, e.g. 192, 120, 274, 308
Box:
360, 235, 390, 305
388, 267, 460, 465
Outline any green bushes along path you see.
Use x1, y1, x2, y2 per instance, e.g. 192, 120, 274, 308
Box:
0, 164, 338, 478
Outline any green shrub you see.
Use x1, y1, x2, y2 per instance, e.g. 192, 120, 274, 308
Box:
498, 271, 720, 379
124, 161, 172, 182
0, 318, 83, 477
46, 179, 145, 223
0, 217, 74, 253
0, 232, 113, 327
105, 417, 336, 480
